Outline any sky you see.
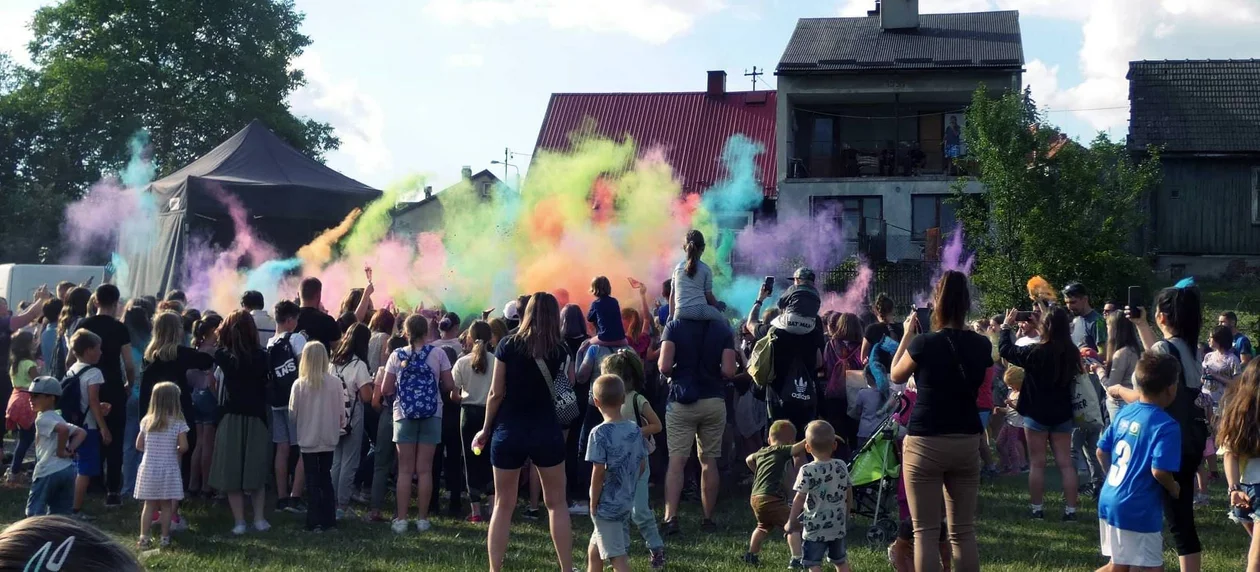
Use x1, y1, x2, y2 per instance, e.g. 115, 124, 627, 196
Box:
2, 0, 1258, 193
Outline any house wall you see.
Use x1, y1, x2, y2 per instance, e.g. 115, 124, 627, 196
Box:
778, 177, 984, 260
1152, 157, 1260, 257
391, 199, 445, 236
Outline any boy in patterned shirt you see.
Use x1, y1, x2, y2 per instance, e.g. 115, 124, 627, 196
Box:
586, 374, 647, 572
787, 420, 851, 572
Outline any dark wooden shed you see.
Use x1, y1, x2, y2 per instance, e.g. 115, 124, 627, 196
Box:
1128, 60, 1260, 258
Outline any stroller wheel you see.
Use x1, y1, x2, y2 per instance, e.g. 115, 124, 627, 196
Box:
866, 520, 897, 546
876, 517, 899, 539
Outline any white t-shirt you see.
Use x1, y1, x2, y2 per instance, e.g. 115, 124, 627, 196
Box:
67, 362, 104, 430
252, 310, 277, 347
34, 410, 74, 479
269, 331, 307, 359
331, 358, 372, 426
431, 338, 464, 359
452, 354, 493, 407
385, 346, 451, 421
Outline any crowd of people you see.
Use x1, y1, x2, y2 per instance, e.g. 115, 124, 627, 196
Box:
0, 228, 1258, 572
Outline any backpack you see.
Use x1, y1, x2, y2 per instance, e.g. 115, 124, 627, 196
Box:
59, 365, 95, 427
748, 328, 777, 387
824, 339, 861, 399
266, 333, 299, 408
333, 360, 361, 437
395, 346, 440, 420
1162, 341, 1211, 462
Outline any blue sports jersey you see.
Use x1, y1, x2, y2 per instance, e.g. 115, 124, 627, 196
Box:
1234, 333, 1255, 360
1097, 402, 1181, 533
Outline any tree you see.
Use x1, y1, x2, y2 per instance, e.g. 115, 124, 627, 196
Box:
0, 0, 338, 263
953, 87, 1162, 312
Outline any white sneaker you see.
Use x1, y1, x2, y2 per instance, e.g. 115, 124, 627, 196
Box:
170, 516, 189, 532
414, 519, 432, 532
391, 518, 409, 534
231, 523, 247, 535
253, 520, 271, 532
568, 501, 590, 516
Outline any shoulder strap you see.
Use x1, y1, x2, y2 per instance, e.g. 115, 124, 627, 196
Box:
943, 332, 969, 381
1161, 340, 1191, 390
535, 357, 558, 401
631, 392, 644, 427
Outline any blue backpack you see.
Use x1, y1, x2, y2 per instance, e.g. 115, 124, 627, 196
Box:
394, 346, 440, 420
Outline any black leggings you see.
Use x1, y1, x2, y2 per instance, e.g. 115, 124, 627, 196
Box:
302, 452, 336, 530
460, 405, 492, 503
1164, 443, 1204, 556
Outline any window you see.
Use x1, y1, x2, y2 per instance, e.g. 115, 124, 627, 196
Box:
912, 195, 957, 239
478, 181, 491, 199
1252, 167, 1259, 225
811, 196, 882, 246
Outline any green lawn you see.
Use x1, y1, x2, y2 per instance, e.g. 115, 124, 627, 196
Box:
1199, 278, 1260, 343
0, 472, 1251, 571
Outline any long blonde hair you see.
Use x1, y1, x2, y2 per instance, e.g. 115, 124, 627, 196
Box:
143, 382, 182, 433
299, 342, 330, 390
145, 311, 184, 363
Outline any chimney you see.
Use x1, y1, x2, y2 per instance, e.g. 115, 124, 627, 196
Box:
423, 185, 433, 199
706, 70, 726, 99
880, 0, 919, 30
461, 166, 472, 180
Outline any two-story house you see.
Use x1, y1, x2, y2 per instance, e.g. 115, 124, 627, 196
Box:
391, 167, 502, 235
775, 2, 1024, 261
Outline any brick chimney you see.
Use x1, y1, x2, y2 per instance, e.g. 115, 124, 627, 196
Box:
423, 185, 433, 199
707, 70, 727, 99
880, 0, 919, 30
461, 166, 472, 180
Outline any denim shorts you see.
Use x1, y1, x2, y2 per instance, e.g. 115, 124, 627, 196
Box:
270, 408, 298, 445
393, 417, 442, 445
192, 388, 218, 425
1230, 483, 1260, 525
1023, 416, 1074, 434
75, 429, 101, 477
26, 465, 76, 516
802, 537, 848, 567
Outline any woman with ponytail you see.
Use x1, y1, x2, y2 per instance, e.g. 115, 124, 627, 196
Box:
454, 321, 495, 522
1108, 279, 1209, 572
667, 230, 725, 323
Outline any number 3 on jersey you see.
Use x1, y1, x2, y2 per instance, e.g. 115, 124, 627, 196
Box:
1107, 440, 1132, 486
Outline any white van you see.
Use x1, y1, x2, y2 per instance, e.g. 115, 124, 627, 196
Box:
0, 264, 106, 305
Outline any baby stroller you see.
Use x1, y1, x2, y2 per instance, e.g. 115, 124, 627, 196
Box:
847, 396, 907, 546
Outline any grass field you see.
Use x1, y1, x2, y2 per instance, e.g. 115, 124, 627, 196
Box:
0, 471, 1251, 571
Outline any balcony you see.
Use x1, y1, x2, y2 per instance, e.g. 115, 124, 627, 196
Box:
786, 103, 976, 180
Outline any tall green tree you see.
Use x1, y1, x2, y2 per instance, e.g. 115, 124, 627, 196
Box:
0, 0, 338, 263
953, 87, 1162, 312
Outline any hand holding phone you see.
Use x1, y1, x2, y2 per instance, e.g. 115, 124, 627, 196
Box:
913, 307, 932, 334
365, 266, 373, 282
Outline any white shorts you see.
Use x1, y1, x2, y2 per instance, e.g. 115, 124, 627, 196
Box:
1099, 520, 1163, 567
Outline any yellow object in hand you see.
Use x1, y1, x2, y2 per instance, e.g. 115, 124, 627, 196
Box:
472, 446, 483, 456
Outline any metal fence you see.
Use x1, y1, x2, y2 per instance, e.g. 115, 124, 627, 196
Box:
823, 261, 935, 308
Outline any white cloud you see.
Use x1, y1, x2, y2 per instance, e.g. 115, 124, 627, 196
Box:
1020, 0, 1260, 133
445, 52, 486, 68
289, 51, 391, 176
423, 0, 729, 44
0, 4, 38, 67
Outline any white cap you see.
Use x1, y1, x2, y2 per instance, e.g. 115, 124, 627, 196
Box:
504, 300, 521, 321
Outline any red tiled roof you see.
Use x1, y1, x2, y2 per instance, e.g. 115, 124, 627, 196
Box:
533, 91, 778, 197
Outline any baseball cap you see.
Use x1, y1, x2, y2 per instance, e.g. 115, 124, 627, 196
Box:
504, 300, 521, 321
793, 267, 816, 282
29, 376, 62, 397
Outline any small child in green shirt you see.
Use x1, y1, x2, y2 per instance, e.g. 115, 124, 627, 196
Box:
744, 419, 809, 567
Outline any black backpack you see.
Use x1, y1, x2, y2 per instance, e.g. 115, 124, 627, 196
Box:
266, 333, 299, 408
59, 365, 95, 426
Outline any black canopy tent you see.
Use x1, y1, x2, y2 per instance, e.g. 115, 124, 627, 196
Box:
121, 120, 382, 297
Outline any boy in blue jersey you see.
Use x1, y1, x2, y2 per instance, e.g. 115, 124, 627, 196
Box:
1095, 353, 1183, 572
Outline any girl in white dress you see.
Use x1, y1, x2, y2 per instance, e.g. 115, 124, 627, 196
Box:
134, 382, 189, 548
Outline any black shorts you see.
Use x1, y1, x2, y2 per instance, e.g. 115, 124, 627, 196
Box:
489, 422, 566, 471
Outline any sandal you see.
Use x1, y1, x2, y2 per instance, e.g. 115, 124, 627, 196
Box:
137, 536, 152, 549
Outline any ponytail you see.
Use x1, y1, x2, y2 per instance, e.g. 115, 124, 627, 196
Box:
466, 321, 493, 374
684, 230, 706, 278
1155, 284, 1202, 352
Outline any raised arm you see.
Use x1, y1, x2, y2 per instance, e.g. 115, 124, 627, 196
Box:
355, 282, 375, 323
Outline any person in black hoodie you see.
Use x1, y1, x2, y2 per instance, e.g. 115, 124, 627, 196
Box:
999, 305, 1080, 522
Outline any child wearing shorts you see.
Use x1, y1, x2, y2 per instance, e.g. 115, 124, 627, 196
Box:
744, 419, 807, 567
788, 420, 851, 572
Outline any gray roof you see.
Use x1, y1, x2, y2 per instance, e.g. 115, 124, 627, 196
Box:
1128, 60, 1260, 153
777, 11, 1023, 73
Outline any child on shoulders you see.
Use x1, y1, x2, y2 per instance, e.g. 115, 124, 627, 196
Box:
668, 230, 726, 323
588, 277, 629, 348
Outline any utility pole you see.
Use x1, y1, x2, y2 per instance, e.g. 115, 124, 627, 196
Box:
744, 66, 763, 91
503, 147, 510, 181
